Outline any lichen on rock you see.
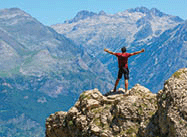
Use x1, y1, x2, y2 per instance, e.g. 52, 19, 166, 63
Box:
46, 85, 157, 137
156, 68, 187, 137
45, 68, 187, 137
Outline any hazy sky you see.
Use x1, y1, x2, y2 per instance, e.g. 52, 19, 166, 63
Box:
1, 0, 186, 25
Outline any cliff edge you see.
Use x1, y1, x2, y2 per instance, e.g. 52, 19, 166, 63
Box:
45, 68, 187, 137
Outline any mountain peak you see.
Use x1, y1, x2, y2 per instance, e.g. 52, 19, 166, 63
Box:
8, 7, 22, 11
0, 7, 21, 12
127, 6, 150, 14
65, 10, 107, 23
150, 8, 167, 17
0, 7, 25, 14
76, 10, 97, 17
0, 7, 31, 18
65, 10, 97, 23
127, 7, 169, 17
98, 10, 106, 15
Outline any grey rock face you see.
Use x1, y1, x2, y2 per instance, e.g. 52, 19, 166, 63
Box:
46, 85, 157, 137
157, 68, 187, 137
0, 8, 114, 95
46, 68, 187, 137
144, 68, 187, 137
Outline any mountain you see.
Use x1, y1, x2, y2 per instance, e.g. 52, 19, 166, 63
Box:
52, 7, 183, 50
0, 8, 113, 136
0, 7, 186, 136
64, 10, 98, 23
51, 7, 185, 92
130, 20, 187, 91
46, 68, 187, 137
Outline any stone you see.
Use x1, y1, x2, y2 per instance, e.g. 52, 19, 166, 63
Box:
45, 68, 187, 137
100, 132, 109, 137
145, 68, 187, 137
112, 125, 120, 133
68, 107, 78, 115
91, 124, 100, 134
87, 99, 100, 109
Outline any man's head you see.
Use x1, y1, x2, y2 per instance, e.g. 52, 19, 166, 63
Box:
121, 47, 126, 53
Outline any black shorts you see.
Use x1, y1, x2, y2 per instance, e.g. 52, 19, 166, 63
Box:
117, 67, 129, 80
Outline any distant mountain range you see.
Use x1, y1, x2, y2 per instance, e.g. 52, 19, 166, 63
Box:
0, 7, 186, 136
51, 6, 186, 91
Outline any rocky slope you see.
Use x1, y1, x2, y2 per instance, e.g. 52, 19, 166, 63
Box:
46, 68, 187, 137
129, 20, 187, 92
0, 8, 113, 93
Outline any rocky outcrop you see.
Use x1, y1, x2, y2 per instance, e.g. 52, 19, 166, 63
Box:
157, 68, 187, 136
45, 68, 187, 137
141, 68, 187, 137
46, 84, 157, 137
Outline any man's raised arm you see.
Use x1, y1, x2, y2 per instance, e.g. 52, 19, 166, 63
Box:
130, 49, 145, 56
104, 48, 116, 55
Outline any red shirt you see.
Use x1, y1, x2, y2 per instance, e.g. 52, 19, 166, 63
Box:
114, 53, 131, 68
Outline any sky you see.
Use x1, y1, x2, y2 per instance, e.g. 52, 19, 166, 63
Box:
0, 0, 187, 26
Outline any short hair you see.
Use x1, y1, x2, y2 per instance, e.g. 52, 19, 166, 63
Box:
121, 47, 126, 53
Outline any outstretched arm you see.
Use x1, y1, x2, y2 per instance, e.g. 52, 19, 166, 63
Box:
104, 48, 116, 55
130, 49, 145, 56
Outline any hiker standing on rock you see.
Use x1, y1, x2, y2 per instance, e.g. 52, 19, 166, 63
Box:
104, 47, 145, 93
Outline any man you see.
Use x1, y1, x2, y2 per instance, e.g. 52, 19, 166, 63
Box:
104, 47, 145, 93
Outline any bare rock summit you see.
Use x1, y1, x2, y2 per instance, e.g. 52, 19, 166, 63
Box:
46, 68, 187, 137
46, 84, 157, 137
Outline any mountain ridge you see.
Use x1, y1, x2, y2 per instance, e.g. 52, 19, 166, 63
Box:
51, 7, 185, 93
62, 7, 183, 24
0, 7, 186, 136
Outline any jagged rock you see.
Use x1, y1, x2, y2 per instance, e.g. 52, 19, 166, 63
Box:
46, 84, 157, 137
45, 68, 187, 137
144, 68, 187, 137
90, 124, 100, 135
156, 68, 187, 137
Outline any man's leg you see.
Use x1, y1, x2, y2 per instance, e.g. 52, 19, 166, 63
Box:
114, 68, 122, 92
125, 79, 128, 92
113, 78, 120, 92
123, 67, 129, 93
